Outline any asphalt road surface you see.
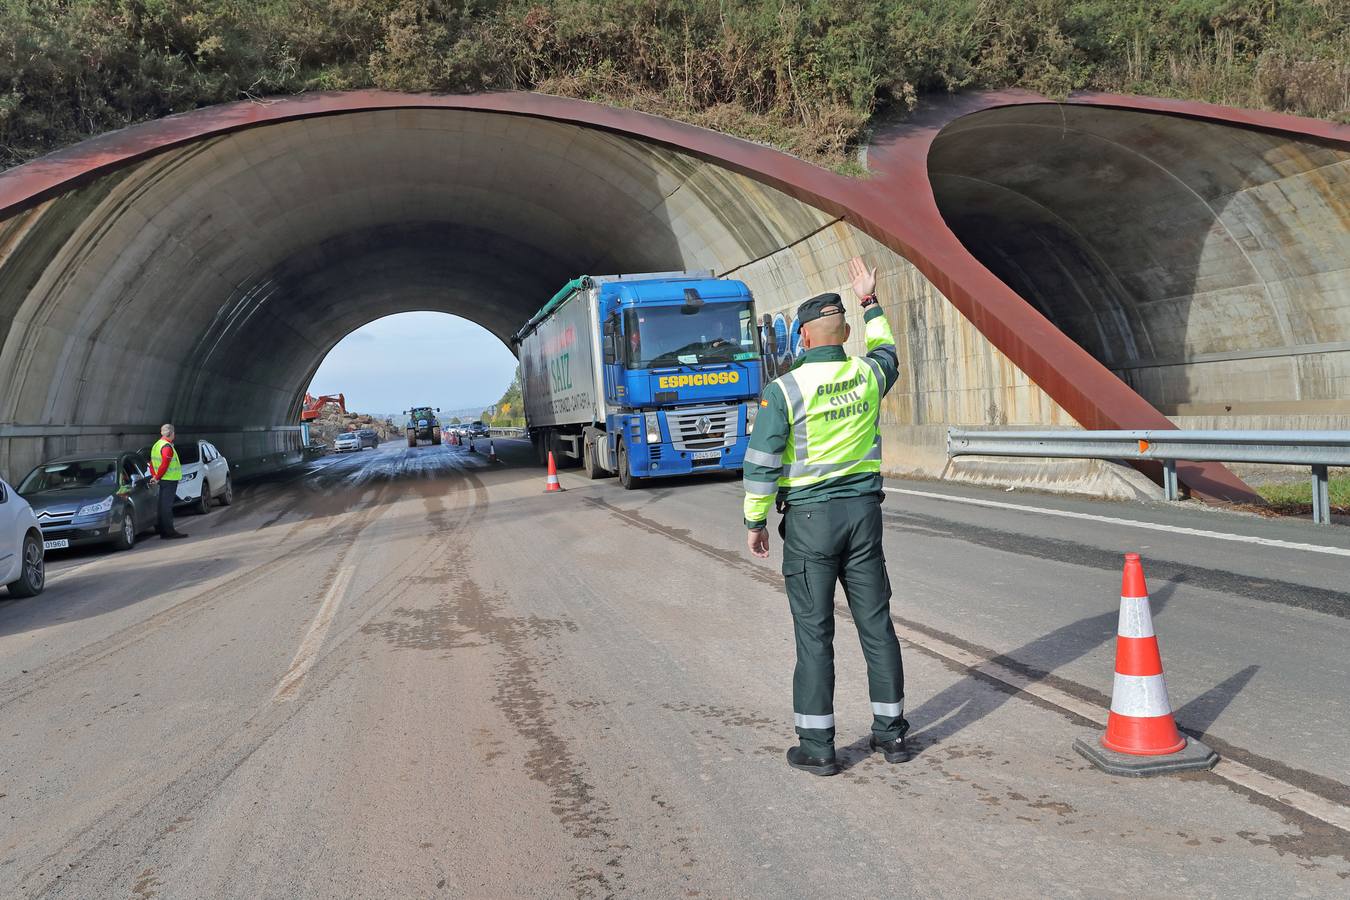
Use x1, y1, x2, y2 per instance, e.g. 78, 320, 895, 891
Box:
2, 439, 1347, 897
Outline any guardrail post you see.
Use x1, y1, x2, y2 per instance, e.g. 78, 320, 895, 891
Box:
1311, 464, 1331, 525
1162, 459, 1179, 501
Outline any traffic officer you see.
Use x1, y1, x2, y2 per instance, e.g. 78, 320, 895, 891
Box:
149, 424, 188, 540
744, 256, 907, 776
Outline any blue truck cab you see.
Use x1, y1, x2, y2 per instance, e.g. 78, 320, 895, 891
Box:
514, 272, 763, 488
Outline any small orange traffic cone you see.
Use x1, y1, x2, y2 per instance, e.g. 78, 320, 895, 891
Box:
1075, 553, 1216, 776
488, 440, 497, 464
544, 451, 564, 492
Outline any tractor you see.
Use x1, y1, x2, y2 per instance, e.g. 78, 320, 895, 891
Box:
405, 406, 442, 447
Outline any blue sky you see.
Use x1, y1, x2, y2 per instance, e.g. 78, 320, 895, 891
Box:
307, 312, 517, 416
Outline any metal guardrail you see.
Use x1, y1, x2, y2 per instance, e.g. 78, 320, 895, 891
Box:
947, 429, 1350, 524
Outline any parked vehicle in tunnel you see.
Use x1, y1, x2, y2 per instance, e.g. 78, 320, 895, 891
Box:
513, 272, 762, 488
136, 439, 234, 514
1, 476, 44, 597
18, 454, 157, 551
406, 407, 442, 447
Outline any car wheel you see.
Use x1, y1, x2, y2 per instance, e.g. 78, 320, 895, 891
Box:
617, 442, 639, 490
195, 481, 211, 515
218, 475, 234, 506
6, 532, 45, 598
112, 512, 136, 551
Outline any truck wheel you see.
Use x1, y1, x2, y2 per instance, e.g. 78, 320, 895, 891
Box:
195, 481, 211, 515
583, 440, 601, 480
407, 430, 417, 447
6, 532, 44, 598
617, 442, 639, 490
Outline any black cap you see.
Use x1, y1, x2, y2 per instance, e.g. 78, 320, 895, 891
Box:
796, 292, 845, 325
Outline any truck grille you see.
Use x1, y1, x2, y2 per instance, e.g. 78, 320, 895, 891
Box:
669, 405, 738, 452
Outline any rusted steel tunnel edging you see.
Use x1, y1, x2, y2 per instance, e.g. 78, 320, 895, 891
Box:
3, 89, 1343, 500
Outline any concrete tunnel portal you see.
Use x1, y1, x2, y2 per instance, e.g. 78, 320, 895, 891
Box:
0, 90, 1346, 499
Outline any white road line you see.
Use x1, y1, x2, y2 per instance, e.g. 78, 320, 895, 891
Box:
896, 621, 1350, 833
884, 487, 1350, 558
272, 565, 355, 702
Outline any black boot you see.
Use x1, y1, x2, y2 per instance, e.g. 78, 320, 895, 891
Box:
786, 746, 840, 776
869, 734, 911, 763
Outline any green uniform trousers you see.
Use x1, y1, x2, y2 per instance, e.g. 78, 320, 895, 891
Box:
781, 493, 907, 757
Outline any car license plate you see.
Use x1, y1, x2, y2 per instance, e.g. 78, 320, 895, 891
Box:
43, 539, 69, 550
692, 450, 721, 460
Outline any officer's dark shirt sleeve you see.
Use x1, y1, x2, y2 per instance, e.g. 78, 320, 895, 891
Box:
742, 381, 788, 529
863, 305, 900, 398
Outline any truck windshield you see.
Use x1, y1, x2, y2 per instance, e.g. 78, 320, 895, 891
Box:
624, 301, 759, 369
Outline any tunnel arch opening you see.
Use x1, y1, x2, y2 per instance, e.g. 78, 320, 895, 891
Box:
928, 103, 1350, 431
305, 311, 519, 425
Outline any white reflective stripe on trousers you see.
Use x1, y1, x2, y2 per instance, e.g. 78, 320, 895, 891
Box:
794, 713, 835, 729
1109, 673, 1172, 717
871, 701, 903, 717
1117, 596, 1155, 638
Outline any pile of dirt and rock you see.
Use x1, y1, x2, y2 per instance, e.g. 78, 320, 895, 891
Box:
308, 407, 398, 447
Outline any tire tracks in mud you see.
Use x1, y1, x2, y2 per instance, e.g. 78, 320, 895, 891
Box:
358, 474, 630, 897
20, 450, 490, 899
0, 448, 451, 712
0, 484, 395, 713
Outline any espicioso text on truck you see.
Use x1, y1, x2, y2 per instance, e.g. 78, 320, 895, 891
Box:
513, 272, 763, 488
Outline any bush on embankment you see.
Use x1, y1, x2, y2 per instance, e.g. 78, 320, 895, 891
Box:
1, 1, 1346, 170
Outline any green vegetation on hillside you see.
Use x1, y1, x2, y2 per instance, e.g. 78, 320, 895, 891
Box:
1, 1, 1345, 169
485, 366, 523, 427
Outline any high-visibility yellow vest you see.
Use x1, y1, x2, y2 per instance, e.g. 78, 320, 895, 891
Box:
773, 356, 883, 489
152, 438, 182, 481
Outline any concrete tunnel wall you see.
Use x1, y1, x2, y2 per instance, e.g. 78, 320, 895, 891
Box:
0, 104, 1088, 487
0, 91, 1344, 498
930, 104, 1350, 435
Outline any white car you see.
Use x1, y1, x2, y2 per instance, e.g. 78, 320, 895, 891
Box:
140, 439, 234, 515
334, 432, 361, 453
0, 476, 44, 598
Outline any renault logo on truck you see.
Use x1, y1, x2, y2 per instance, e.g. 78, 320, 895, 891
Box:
696, 415, 712, 435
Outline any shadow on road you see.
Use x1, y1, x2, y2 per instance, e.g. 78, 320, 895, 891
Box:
898, 577, 1185, 758
1173, 663, 1260, 737
0, 556, 239, 638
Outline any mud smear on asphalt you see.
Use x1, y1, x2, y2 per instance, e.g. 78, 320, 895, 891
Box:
452, 561, 620, 899
361, 518, 620, 898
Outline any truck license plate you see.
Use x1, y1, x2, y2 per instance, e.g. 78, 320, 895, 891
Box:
43, 539, 69, 550
692, 450, 721, 460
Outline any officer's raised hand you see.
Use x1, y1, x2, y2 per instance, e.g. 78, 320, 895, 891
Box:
848, 255, 877, 300
748, 527, 769, 559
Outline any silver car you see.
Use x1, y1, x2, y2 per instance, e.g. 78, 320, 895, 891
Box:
1, 476, 44, 597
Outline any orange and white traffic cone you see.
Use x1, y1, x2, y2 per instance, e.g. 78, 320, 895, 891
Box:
544, 451, 564, 493
1074, 553, 1216, 776
488, 440, 497, 464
